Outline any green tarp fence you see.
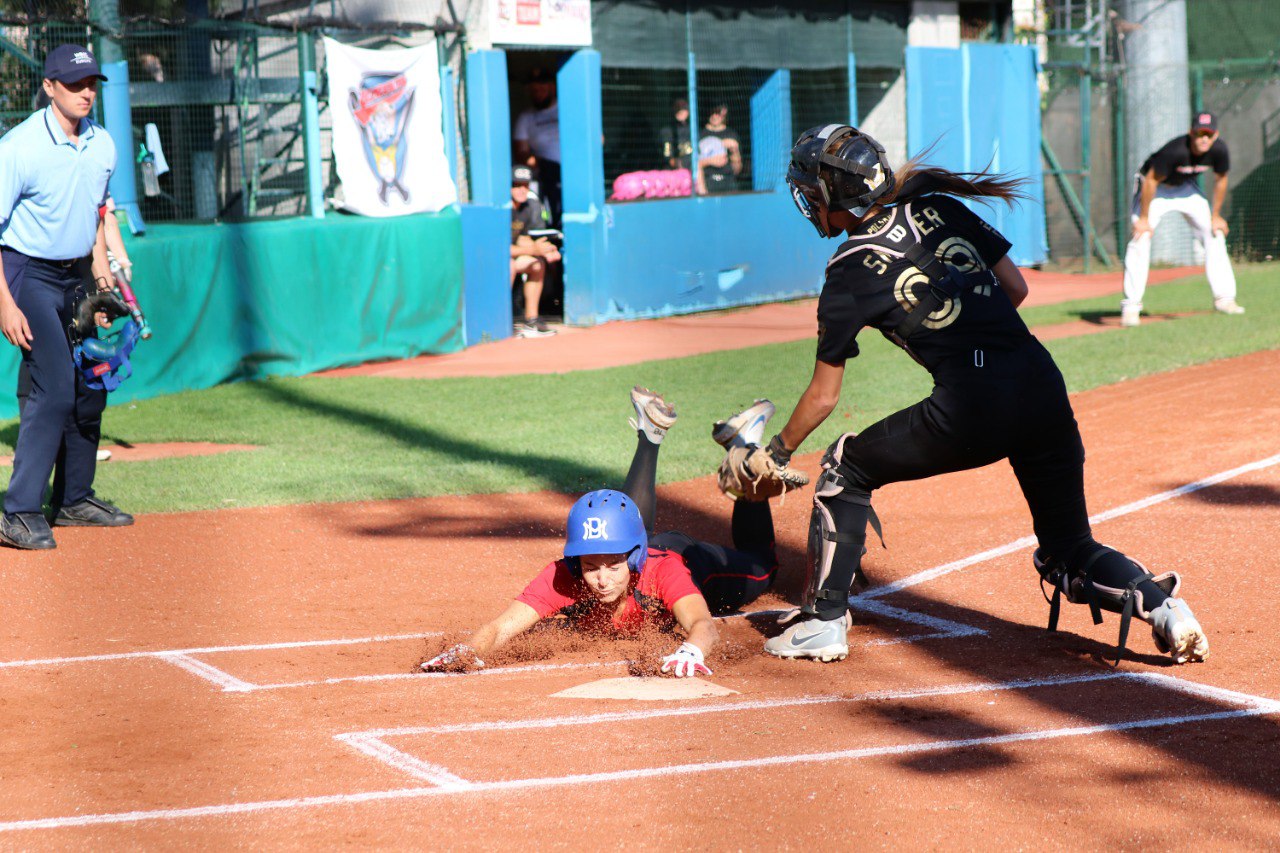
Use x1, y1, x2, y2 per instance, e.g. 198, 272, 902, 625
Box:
0, 210, 465, 420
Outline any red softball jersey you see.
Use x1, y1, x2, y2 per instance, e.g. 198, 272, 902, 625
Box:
516, 548, 702, 633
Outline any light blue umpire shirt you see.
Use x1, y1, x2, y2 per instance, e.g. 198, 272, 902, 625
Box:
0, 105, 117, 262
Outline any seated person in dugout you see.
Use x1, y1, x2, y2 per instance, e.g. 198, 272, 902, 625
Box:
510, 165, 560, 338
421, 387, 807, 678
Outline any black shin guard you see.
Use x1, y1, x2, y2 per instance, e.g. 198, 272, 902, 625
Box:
1035, 544, 1179, 666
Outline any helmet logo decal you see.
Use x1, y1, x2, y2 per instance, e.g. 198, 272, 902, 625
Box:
581, 517, 608, 540
865, 163, 885, 190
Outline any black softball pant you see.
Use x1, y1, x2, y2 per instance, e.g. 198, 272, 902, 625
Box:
813, 339, 1168, 621
622, 432, 777, 615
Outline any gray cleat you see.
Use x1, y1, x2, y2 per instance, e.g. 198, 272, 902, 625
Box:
1149, 597, 1209, 664
764, 612, 850, 662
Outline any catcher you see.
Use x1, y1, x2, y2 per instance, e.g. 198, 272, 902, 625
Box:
421, 386, 808, 678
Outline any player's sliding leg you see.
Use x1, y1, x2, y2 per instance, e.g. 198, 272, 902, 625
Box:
1013, 427, 1208, 665
654, 400, 783, 614
623, 386, 677, 533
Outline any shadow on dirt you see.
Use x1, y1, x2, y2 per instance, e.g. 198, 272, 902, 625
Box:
1174, 481, 1280, 506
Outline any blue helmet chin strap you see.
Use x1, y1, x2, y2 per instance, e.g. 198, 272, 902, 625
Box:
75, 319, 141, 392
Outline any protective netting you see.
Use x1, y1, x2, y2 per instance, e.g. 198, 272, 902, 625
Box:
594, 0, 908, 203
1038, 0, 1280, 265
0, 7, 460, 224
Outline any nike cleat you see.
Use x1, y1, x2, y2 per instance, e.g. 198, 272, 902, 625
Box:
630, 386, 678, 444
712, 399, 775, 449
764, 612, 850, 662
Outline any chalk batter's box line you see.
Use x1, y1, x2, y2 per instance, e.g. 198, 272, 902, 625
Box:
335, 670, 1280, 791
3, 452, 1273, 694
3, 671, 1276, 834
335, 670, 1280, 788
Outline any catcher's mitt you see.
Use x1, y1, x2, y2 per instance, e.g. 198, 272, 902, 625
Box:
71, 290, 131, 341
717, 444, 810, 502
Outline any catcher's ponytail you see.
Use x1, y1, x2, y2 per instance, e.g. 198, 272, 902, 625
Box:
877, 144, 1031, 209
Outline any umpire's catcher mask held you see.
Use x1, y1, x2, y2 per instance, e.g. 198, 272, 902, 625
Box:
787, 124, 894, 237
563, 489, 649, 575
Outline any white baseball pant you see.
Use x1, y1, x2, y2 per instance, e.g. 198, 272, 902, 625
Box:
1121, 191, 1237, 310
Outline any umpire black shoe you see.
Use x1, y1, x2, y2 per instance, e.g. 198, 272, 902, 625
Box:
52, 497, 134, 528
0, 512, 57, 550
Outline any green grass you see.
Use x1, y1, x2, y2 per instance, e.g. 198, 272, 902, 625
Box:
2, 264, 1276, 514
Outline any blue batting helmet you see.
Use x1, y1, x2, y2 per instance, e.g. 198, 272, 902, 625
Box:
563, 489, 648, 574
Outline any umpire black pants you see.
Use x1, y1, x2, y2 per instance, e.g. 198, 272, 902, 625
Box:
814, 339, 1124, 621
3, 248, 106, 516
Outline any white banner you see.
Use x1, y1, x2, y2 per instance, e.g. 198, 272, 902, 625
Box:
324, 38, 457, 217
491, 0, 592, 47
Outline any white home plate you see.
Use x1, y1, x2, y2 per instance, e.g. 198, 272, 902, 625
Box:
552, 677, 739, 701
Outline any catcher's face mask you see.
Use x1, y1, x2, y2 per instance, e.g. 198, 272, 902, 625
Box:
787, 167, 834, 238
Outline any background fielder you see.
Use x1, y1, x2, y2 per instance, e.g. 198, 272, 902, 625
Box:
1121, 111, 1243, 327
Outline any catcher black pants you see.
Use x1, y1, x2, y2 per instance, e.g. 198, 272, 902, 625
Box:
3, 249, 106, 516
813, 338, 1169, 622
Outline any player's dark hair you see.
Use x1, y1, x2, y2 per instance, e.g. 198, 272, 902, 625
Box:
877, 144, 1031, 209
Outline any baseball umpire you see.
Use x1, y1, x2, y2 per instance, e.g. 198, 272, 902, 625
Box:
0, 44, 132, 550
757, 124, 1208, 667
1121, 111, 1244, 327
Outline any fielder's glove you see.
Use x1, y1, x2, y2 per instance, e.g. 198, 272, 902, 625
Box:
660, 642, 712, 678
717, 439, 809, 502
420, 643, 485, 673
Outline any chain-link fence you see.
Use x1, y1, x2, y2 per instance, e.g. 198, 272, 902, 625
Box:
1038, 0, 1280, 267
593, 1, 915, 203
0, 8, 463, 224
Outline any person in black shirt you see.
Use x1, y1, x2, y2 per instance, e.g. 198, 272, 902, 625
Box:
509, 166, 559, 338
1121, 112, 1243, 326
758, 124, 1208, 666
696, 103, 741, 195
658, 98, 693, 174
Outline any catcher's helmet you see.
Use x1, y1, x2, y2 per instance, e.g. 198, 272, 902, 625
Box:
563, 489, 648, 574
786, 124, 894, 237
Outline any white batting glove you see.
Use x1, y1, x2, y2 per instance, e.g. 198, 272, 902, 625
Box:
420, 643, 485, 673
660, 642, 711, 678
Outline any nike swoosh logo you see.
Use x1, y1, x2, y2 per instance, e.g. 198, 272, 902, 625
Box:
747, 414, 765, 432
789, 627, 834, 645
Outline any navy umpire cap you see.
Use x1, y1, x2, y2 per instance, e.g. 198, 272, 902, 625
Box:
44, 44, 108, 83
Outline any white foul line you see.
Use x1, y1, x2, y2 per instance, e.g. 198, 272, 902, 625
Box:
347, 671, 1131, 739
158, 653, 259, 693
0, 632, 443, 670
243, 660, 624, 692
3, 672, 1275, 833
865, 452, 1280, 598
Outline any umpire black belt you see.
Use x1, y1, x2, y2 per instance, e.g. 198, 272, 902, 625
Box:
0, 247, 86, 268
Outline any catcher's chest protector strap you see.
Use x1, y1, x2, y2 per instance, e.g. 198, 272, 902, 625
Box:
826, 203, 994, 361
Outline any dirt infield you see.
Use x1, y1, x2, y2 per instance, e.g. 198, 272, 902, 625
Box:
0, 347, 1276, 845
319, 267, 1199, 380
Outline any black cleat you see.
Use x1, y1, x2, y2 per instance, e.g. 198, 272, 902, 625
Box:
52, 497, 134, 528
0, 512, 57, 549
